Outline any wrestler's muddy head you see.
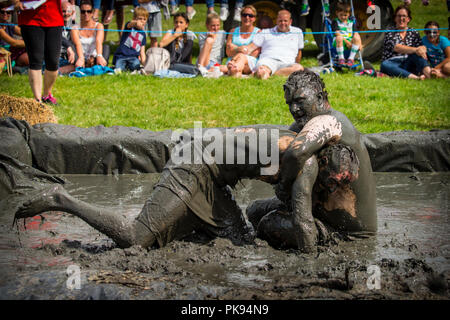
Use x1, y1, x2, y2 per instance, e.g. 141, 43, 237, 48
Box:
284, 69, 330, 127
317, 144, 359, 193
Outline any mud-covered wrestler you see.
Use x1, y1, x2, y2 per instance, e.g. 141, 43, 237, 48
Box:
13, 70, 376, 252
247, 143, 364, 249
249, 69, 377, 251
13, 126, 305, 249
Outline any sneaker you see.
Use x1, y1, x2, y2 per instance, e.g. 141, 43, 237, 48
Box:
42, 93, 58, 105
170, 5, 179, 16
346, 59, 354, 68
300, 3, 310, 16
355, 69, 375, 77
337, 59, 346, 67
114, 68, 122, 74
205, 67, 223, 78
198, 65, 208, 77
187, 9, 196, 20
220, 6, 229, 21
233, 7, 242, 22
323, 2, 330, 17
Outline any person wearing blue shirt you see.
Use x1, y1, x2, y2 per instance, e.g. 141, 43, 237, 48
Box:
422, 21, 450, 78
113, 7, 148, 72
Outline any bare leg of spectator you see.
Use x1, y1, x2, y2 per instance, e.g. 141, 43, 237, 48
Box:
197, 37, 214, 67
43, 70, 59, 98
274, 64, 304, 77
28, 69, 43, 102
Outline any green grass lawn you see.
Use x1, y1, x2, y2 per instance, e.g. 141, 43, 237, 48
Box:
0, 0, 449, 134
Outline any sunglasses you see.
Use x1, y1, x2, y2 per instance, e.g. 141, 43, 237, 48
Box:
241, 13, 255, 18
80, 10, 93, 14
0, 10, 11, 14
426, 30, 438, 36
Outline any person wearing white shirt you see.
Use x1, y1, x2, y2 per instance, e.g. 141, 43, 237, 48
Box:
241, 10, 304, 79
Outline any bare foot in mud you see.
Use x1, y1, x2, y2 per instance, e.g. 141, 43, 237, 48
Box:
15, 185, 68, 220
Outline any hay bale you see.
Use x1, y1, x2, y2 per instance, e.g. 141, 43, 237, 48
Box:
0, 94, 58, 125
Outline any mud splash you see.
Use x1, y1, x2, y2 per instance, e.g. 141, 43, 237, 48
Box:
0, 173, 448, 299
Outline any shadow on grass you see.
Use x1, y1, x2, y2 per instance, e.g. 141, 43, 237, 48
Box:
303, 47, 321, 59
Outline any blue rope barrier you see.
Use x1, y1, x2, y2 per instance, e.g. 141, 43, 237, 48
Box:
0, 22, 448, 35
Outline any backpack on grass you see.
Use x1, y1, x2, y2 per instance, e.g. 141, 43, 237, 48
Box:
0, 47, 12, 77
142, 47, 170, 75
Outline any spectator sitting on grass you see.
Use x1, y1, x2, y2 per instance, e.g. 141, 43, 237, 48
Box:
0, 3, 28, 69
222, 5, 260, 78
380, 4, 430, 80
332, 1, 361, 68
197, 12, 227, 74
422, 21, 450, 78
159, 12, 196, 66
112, 7, 148, 73
59, 0, 77, 75
239, 10, 304, 79
71, 0, 109, 68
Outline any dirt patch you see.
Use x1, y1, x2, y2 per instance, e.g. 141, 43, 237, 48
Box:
1, 235, 446, 300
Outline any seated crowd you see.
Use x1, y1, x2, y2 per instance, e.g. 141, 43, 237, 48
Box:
1, 0, 449, 80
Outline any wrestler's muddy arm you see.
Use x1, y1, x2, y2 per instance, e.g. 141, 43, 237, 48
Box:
289, 155, 319, 252
277, 115, 343, 202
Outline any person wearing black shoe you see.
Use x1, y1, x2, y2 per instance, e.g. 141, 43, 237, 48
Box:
13, 0, 63, 104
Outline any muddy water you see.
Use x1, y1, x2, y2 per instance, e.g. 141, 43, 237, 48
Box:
0, 173, 448, 299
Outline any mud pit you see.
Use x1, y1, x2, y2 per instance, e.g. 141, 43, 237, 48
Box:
0, 172, 448, 300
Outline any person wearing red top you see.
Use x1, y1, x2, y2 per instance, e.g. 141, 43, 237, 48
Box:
13, 0, 64, 105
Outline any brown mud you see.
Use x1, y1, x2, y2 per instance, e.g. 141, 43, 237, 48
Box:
0, 172, 448, 300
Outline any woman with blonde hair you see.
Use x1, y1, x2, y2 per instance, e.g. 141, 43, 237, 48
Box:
224, 5, 261, 77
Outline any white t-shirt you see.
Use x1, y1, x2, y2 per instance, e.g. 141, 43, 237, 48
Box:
253, 26, 304, 64
198, 31, 227, 64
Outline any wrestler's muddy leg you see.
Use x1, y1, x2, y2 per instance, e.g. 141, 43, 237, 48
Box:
249, 202, 330, 249
246, 197, 285, 230
136, 185, 204, 248
205, 185, 255, 245
15, 184, 140, 248
257, 209, 298, 248
15, 181, 205, 249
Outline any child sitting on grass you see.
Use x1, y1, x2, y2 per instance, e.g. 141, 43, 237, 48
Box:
332, 1, 361, 68
159, 12, 196, 66
422, 21, 450, 78
113, 7, 148, 73
197, 12, 227, 74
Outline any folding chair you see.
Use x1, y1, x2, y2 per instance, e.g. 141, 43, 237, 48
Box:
318, 0, 365, 73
